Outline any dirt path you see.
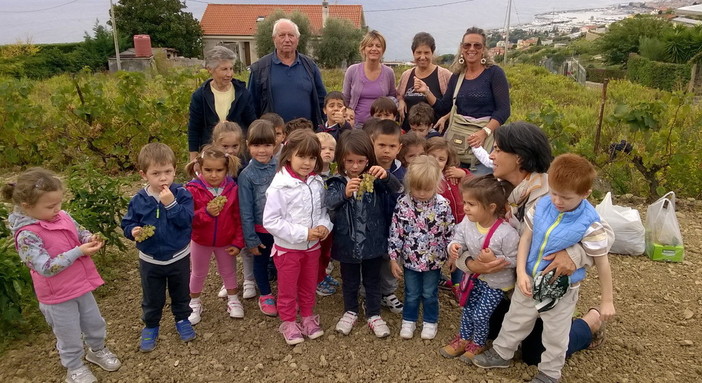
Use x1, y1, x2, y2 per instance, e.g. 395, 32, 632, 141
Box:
1, 198, 701, 383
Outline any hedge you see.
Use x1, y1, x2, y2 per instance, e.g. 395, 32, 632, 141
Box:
586, 67, 627, 83
627, 53, 691, 91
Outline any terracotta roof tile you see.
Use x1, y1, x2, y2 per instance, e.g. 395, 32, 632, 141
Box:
201, 4, 364, 36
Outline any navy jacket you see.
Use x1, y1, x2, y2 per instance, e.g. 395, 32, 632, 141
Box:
316, 122, 352, 141
121, 184, 194, 262
248, 51, 326, 126
325, 174, 402, 263
188, 78, 256, 153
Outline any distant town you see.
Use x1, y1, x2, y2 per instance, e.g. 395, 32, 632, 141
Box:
485, 1, 699, 55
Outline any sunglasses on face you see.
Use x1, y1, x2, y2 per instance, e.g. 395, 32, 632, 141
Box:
461, 42, 483, 50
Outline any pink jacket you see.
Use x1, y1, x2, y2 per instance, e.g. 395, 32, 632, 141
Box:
12, 211, 104, 305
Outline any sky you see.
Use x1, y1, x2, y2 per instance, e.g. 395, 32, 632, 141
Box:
0, 0, 629, 61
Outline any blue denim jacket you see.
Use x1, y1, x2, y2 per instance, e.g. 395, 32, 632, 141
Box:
238, 158, 277, 249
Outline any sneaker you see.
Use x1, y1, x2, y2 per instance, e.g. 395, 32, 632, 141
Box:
242, 280, 257, 299
439, 335, 469, 358
139, 327, 159, 352
258, 294, 278, 317
175, 319, 196, 342
381, 294, 404, 314
227, 296, 244, 318
85, 346, 121, 371
458, 341, 486, 364
316, 278, 336, 296
367, 315, 390, 338
188, 298, 203, 325
301, 314, 324, 339
217, 285, 227, 298
65, 365, 97, 383
279, 321, 304, 345
421, 322, 438, 340
399, 320, 416, 339
472, 347, 511, 369
438, 274, 454, 290
335, 311, 358, 335
324, 274, 340, 287
530, 371, 560, 383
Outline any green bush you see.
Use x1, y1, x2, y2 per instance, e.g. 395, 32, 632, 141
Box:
64, 163, 131, 252
586, 67, 627, 83
0, 203, 39, 350
627, 54, 691, 91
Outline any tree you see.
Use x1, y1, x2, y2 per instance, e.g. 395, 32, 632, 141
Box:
78, 21, 129, 70
111, 0, 203, 58
597, 15, 672, 66
254, 10, 312, 57
314, 18, 363, 68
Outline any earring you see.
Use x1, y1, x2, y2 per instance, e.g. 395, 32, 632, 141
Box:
458, 55, 465, 65
480, 57, 487, 65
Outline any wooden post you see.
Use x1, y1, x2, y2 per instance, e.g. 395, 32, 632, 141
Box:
594, 79, 609, 154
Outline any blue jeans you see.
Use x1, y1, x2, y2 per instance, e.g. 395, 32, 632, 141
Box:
403, 268, 440, 323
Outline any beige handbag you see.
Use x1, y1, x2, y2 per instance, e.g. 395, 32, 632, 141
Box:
444, 73, 494, 166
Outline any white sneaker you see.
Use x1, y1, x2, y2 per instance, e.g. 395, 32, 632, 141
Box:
367, 315, 390, 338
400, 320, 416, 339
188, 299, 203, 325
85, 346, 121, 371
217, 285, 227, 298
65, 365, 97, 383
421, 322, 438, 340
381, 294, 404, 314
242, 280, 257, 299
335, 311, 358, 335
227, 296, 244, 318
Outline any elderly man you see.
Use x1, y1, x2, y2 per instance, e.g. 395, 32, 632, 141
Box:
248, 18, 327, 125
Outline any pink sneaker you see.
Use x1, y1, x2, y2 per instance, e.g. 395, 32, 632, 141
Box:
301, 315, 324, 339
258, 294, 278, 317
279, 321, 304, 345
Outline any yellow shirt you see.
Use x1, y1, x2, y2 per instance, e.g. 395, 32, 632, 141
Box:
211, 85, 235, 122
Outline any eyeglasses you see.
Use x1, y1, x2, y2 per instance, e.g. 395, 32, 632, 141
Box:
344, 158, 368, 167
461, 42, 484, 50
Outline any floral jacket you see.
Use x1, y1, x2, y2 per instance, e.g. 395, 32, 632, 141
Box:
388, 193, 454, 272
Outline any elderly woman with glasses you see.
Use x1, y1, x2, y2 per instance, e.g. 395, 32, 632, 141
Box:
188, 46, 256, 162
415, 27, 510, 175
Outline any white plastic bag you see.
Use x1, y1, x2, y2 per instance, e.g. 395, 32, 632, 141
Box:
595, 192, 645, 255
645, 192, 684, 246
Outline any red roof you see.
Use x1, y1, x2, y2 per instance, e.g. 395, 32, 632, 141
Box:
201, 4, 364, 36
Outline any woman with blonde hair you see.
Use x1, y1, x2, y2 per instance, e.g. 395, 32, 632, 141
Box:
343, 30, 397, 128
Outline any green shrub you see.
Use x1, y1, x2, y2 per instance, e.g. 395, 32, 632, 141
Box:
627, 54, 691, 91
64, 163, 131, 252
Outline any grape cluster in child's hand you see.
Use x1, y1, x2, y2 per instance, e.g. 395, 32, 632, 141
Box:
135, 225, 156, 242
356, 174, 376, 200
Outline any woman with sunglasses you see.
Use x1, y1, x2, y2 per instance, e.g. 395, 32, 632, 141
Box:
415, 27, 510, 175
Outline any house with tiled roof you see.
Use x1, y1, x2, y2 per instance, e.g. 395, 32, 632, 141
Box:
200, 2, 365, 66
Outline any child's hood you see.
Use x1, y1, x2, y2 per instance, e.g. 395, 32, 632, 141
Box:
8, 209, 40, 233
269, 167, 323, 190
186, 177, 235, 193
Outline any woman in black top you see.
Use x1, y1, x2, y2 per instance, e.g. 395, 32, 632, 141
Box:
396, 32, 453, 132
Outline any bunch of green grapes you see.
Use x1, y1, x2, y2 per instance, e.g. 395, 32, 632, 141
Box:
93, 232, 107, 242
208, 195, 228, 211
329, 162, 338, 175
135, 225, 156, 242
356, 173, 376, 200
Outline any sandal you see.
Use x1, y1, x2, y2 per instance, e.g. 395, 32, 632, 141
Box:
586, 307, 606, 350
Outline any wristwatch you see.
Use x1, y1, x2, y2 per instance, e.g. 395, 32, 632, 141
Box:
482, 126, 493, 136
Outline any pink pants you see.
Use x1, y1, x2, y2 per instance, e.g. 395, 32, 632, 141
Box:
273, 245, 320, 322
189, 241, 237, 294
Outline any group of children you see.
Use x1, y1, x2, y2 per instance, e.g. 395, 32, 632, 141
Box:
4, 90, 614, 383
